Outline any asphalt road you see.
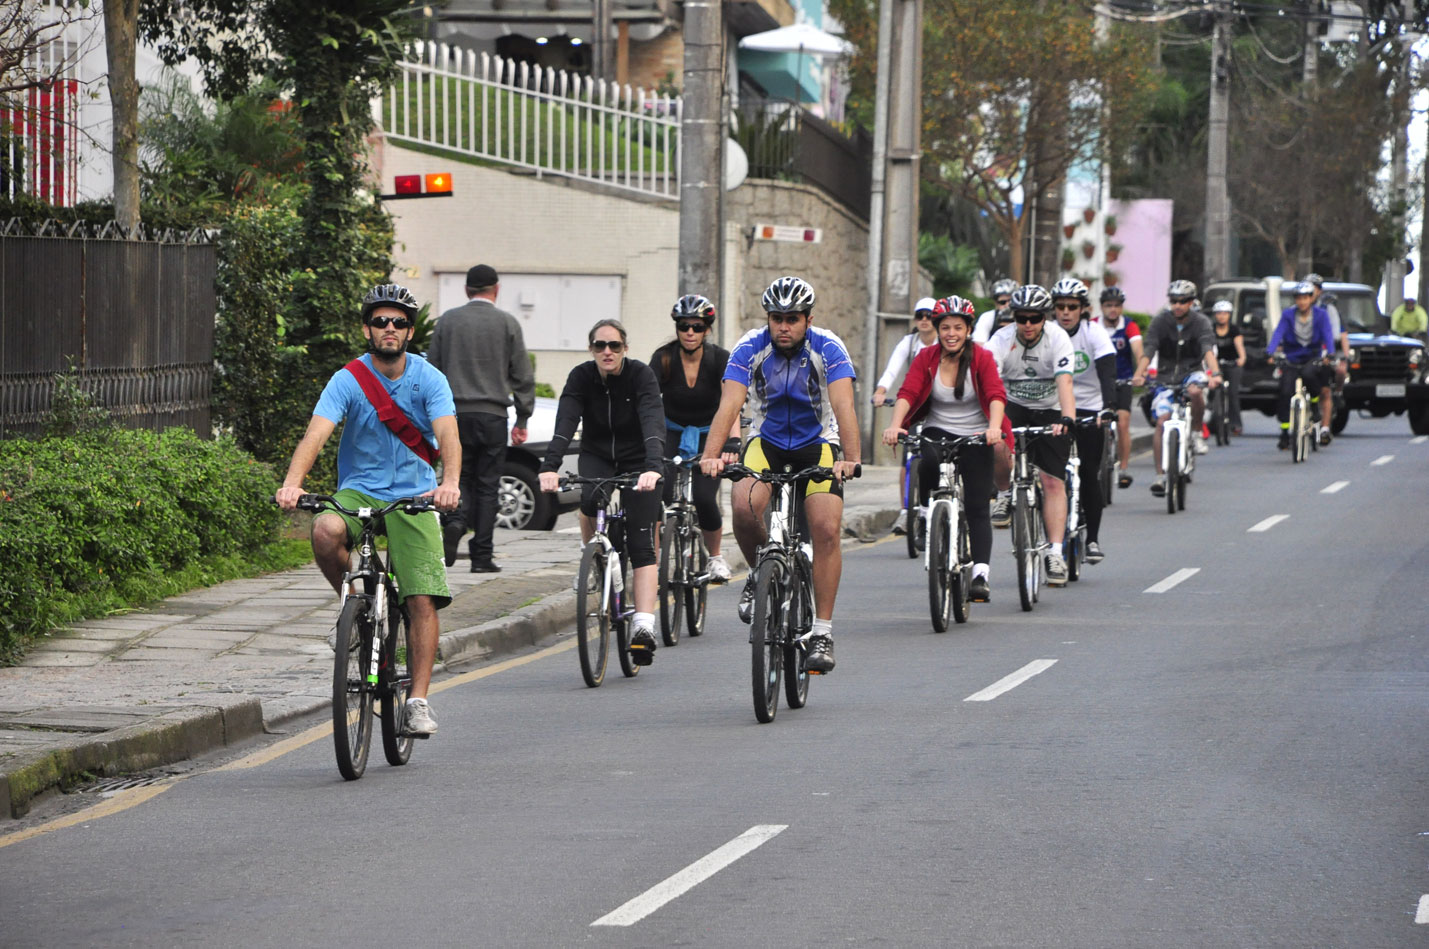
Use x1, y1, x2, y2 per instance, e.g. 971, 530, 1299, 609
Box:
3, 414, 1427, 947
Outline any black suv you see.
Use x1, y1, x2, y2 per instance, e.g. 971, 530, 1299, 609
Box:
1203, 278, 1429, 435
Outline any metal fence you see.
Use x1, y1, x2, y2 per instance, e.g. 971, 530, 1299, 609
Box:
380, 43, 682, 200
0, 220, 217, 438
734, 99, 872, 220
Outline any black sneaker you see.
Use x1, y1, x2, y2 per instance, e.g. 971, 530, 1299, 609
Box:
1085, 541, 1104, 564
470, 558, 501, 574
629, 627, 657, 665
1319, 429, 1332, 446
805, 634, 835, 673
737, 576, 756, 624
1277, 431, 1290, 450
1149, 478, 1166, 497
969, 575, 991, 602
442, 521, 464, 567
1117, 471, 1133, 489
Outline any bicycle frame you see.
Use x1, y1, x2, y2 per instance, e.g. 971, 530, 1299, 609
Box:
921, 441, 971, 574
591, 488, 632, 625
1160, 388, 1195, 480
663, 459, 711, 587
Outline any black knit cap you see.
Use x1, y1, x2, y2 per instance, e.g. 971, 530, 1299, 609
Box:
466, 264, 499, 290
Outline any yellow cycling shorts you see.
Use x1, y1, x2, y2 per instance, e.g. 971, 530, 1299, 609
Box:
741, 438, 842, 499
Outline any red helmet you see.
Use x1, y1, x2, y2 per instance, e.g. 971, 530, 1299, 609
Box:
932, 295, 976, 324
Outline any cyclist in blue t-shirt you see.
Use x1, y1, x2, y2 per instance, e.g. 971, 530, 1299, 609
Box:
700, 276, 860, 673
276, 284, 461, 737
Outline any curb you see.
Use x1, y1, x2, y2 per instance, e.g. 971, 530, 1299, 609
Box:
0, 697, 262, 820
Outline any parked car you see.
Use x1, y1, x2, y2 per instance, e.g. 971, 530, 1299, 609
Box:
1202, 277, 1429, 435
499, 396, 580, 530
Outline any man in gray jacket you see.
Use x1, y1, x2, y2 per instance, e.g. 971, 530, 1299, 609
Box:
428, 264, 536, 572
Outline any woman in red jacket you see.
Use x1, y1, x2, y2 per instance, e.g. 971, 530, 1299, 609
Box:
882, 295, 1010, 602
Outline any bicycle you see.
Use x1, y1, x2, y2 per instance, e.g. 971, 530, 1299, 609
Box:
561, 472, 647, 687
1209, 375, 1233, 447
1008, 425, 1059, 613
1273, 355, 1319, 464
720, 461, 861, 723
1157, 381, 1196, 514
902, 433, 984, 631
292, 493, 434, 781
879, 397, 925, 559
657, 456, 713, 646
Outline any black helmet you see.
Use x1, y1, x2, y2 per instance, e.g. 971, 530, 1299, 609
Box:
671, 294, 716, 323
1099, 286, 1126, 304
762, 275, 816, 313
361, 283, 420, 320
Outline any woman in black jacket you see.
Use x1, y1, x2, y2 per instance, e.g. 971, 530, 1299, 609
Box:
539, 319, 666, 663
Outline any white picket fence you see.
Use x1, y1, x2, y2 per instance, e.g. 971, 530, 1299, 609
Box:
379, 43, 683, 200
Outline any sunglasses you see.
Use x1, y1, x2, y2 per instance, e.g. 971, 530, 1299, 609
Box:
1053, 302, 1081, 311
995, 297, 1011, 307
915, 311, 933, 320
1170, 297, 1194, 305
590, 339, 624, 353
676, 321, 708, 334
1013, 313, 1044, 324
366, 316, 413, 329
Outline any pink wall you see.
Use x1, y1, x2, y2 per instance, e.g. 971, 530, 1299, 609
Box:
1108, 198, 1173, 316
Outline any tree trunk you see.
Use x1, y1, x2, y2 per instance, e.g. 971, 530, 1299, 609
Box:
104, 0, 141, 230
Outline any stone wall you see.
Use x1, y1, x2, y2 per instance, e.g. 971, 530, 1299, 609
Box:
626, 31, 683, 93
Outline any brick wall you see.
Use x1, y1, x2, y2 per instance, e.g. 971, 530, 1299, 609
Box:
625, 31, 683, 93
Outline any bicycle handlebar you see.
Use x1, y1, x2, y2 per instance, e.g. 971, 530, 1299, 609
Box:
719, 462, 862, 484
557, 472, 653, 492
896, 432, 987, 448
289, 493, 437, 519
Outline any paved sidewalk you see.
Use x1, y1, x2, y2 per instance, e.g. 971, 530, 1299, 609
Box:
1, 425, 1158, 818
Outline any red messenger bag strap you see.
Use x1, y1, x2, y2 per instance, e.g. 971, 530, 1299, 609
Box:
344, 358, 441, 466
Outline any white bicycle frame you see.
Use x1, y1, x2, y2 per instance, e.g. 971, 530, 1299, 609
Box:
1064, 441, 1082, 540
923, 456, 964, 574
1161, 391, 1195, 480
594, 487, 624, 611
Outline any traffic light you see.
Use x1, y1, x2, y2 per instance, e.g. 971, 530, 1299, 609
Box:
381, 172, 454, 200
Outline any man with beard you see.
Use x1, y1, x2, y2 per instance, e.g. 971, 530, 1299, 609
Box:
276, 284, 461, 737
700, 276, 861, 673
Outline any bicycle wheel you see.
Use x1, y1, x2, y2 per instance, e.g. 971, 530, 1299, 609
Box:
1099, 431, 1115, 507
1214, 388, 1230, 446
657, 520, 680, 647
783, 558, 811, 709
1176, 459, 1188, 510
575, 543, 609, 688
615, 556, 639, 678
1165, 429, 1180, 514
379, 593, 414, 766
749, 560, 784, 723
904, 464, 921, 559
684, 531, 708, 638
1290, 398, 1306, 463
928, 502, 952, 633
332, 596, 375, 781
1066, 525, 1082, 583
1012, 489, 1035, 613
950, 504, 971, 625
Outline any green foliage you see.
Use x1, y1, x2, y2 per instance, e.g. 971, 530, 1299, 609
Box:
41, 361, 111, 438
528, 353, 556, 398
918, 233, 981, 298
0, 429, 287, 662
1125, 310, 1152, 332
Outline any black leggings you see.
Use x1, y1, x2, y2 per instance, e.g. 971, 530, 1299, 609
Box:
577, 454, 661, 568
663, 439, 722, 532
917, 428, 995, 565
1072, 412, 1106, 543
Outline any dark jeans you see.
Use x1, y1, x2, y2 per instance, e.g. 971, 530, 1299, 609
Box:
916, 427, 994, 565
1072, 411, 1106, 543
447, 412, 507, 560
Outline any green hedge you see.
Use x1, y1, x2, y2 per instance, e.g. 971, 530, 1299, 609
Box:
0, 429, 285, 662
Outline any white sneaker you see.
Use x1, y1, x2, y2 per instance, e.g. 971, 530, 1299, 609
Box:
1045, 552, 1068, 586
891, 510, 908, 535
404, 698, 438, 736
707, 555, 732, 583
990, 495, 1012, 528
1194, 434, 1209, 455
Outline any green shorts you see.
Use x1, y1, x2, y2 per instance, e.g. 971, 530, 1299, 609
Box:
327, 489, 451, 609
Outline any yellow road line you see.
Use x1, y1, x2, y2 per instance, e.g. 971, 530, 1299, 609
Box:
0, 783, 173, 850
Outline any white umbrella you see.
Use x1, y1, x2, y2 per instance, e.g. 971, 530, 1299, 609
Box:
737, 23, 854, 58
738, 23, 852, 106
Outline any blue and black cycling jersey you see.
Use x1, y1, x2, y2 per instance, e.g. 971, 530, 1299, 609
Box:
724, 325, 857, 451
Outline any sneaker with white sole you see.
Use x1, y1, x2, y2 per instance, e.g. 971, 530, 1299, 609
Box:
1085, 541, 1104, 564
737, 575, 756, 624
1193, 434, 1209, 455
990, 495, 1012, 528
1149, 477, 1166, 497
1045, 552, 1068, 586
707, 555, 732, 583
890, 510, 908, 535
805, 634, 835, 673
629, 626, 657, 665
404, 698, 438, 736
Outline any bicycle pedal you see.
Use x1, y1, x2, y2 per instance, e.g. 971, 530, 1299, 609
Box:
409, 732, 432, 740
808, 668, 826, 676
629, 646, 655, 666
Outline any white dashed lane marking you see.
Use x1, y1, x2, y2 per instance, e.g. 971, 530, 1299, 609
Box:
1371, 454, 1395, 466
1321, 481, 1350, 494
1416, 894, 1429, 924
1411, 435, 1427, 445
1248, 515, 1289, 533
964, 660, 1059, 702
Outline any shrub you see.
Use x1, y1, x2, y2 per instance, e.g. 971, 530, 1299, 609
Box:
0, 429, 284, 662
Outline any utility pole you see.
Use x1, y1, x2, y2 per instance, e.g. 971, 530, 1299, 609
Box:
1203, 1, 1231, 287
592, 0, 614, 81
678, 0, 725, 315
1297, 2, 1321, 275
1386, 39, 1410, 315
859, 0, 922, 461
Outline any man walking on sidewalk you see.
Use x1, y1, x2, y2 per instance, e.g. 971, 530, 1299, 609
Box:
428, 264, 536, 573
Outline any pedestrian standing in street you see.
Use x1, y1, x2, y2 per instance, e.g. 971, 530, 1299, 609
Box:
427, 264, 536, 573
1391, 296, 1428, 342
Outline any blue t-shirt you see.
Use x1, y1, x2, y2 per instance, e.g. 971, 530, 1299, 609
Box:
724, 325, 857, 450
313, 353, 456, 500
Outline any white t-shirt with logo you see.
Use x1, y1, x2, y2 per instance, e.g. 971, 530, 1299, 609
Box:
987, 321, 1076, 411
1064, 319, 1116, 411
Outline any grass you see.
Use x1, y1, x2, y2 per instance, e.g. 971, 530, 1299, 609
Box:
382, 76, 676, 182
